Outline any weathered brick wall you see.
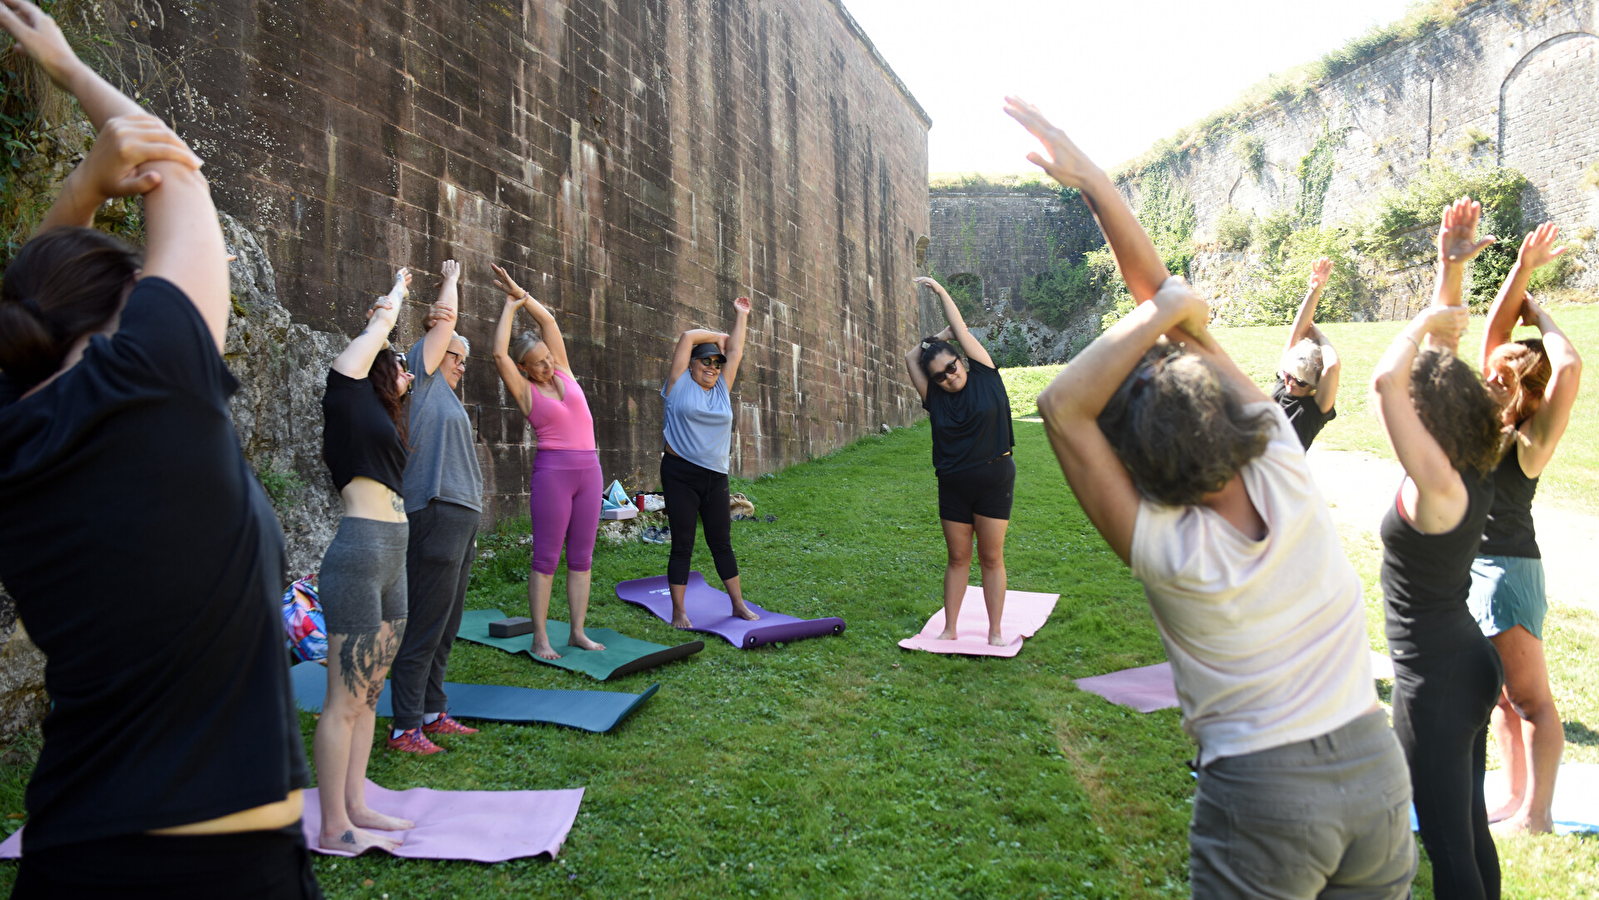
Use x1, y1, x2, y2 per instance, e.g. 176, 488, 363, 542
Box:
926, 186, 1101, 311
109, 0, 931, 523
1134, 0, 1599, 307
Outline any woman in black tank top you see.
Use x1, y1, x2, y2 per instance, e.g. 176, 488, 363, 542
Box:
1372, 202, 1510, 900
1472, 232, 1585, 834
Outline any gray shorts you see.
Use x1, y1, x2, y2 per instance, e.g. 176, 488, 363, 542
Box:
319, 517, 408, 634
1190, 711, 1417, 900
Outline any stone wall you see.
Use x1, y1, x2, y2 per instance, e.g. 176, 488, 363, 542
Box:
926, 186, 1101, 311
107, 0, 931, 525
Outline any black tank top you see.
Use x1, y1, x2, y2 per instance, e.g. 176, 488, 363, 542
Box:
1379, 469, 1494, 659
923, 359, 1014, 476
1479, 446, 1539, 559
321, 368, 407, 493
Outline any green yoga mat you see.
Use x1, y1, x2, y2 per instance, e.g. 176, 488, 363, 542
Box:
457, 609, 704, 681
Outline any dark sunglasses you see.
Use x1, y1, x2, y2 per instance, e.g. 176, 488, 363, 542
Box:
1284, 373, 1311, 389
697, 357, 726, 369
929, 359, 961, 384
395, 355, 410, 374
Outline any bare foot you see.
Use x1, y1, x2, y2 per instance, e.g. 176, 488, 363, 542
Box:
532, 639, 563, 660
935, 628, 959, 641
350, 806, 414, 832
672, 610, 693, 629
987, 633, 1008, 647
568, 632, 607, 652
320, 826, 401, 854
1492, 814, 1553, 836
1487, 798, 1524, 824
730, 603, 760, 621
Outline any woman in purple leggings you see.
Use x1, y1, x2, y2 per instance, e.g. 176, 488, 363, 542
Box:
491, 264, 606, 660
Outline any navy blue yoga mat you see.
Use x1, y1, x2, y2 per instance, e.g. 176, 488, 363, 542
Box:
289, 661, 657, 734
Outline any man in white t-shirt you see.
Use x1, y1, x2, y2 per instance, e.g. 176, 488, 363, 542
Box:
1011, 96, 1415, 900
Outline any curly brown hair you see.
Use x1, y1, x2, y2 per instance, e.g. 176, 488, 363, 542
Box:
1411, 347, 1502, 477
1486, 338, 1550, 428
1098, 344, 1277, 507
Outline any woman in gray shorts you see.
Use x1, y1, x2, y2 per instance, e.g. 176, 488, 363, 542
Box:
312, 268, 418, 855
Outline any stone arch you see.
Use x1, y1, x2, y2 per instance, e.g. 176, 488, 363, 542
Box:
1497, 31, 1599, 226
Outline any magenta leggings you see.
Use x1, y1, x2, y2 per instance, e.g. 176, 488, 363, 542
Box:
529, 449, 603, 576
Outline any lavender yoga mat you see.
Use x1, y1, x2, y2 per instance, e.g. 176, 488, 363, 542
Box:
898, 587, 1059, 658
614, 572, 846, 648
1075, 650, 1400, 713
0, 780, 584, 862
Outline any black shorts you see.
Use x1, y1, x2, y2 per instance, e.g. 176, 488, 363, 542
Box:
936, 455, 1015, 524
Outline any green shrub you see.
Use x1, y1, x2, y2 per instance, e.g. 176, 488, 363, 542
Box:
1214, 206, 1254, 251
1234, 134, 1266, 178
1022, 255, 1098, 329
990, 322, 1032, 368
1527, 244, 1582, 292
1252, 209, 1295, 264
1227, 227, 1364, 326
256, 462, 306, 509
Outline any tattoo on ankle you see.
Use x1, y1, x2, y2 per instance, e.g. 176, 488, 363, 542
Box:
340, 830, 355, 844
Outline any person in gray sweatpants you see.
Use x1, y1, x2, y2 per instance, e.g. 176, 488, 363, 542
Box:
386, 261, 485, 755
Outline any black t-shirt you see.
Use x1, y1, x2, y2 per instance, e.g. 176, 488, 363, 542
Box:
321, 368, 407, 493
923, 358, 1014, 476
1379, 469, 1494, 659
0, 278, 310, 851
1271, 375, 1335, 450
1480, 447, 1540, 559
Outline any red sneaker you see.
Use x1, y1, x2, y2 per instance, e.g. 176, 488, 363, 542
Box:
421, 712, 478, 736
386, 727, 445, 754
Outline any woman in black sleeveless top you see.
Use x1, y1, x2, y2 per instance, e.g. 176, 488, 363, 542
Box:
903, 276, 1015, 646
1470, 226, 1584, 834
1372, 199, 1508, 900
0, 3, 317, 895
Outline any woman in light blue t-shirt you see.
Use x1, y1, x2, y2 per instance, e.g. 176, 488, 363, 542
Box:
659, 296, 760, 629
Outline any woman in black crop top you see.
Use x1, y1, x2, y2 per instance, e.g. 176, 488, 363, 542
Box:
0, 4, 317, 895
1372, 199, 1509, 900
903, 276, 1015, 647
1470, 227, 1585, 834
313, 268, 418, 855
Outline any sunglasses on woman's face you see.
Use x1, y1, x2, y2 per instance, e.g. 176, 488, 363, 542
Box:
396, 356, 410, 374
697, 357, 725, 370
930, 359, 961, 384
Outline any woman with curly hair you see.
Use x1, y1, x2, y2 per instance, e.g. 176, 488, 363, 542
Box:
1373, 196, 1507, 899
1470, 222, 1584, 834
1013, 96, 1413, 898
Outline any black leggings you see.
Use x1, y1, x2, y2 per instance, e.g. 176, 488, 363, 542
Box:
661, 452, 738, 586
1390, 633, 1504, 900
12, 822, 322, 899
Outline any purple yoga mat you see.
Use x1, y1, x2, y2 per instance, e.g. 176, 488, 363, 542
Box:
0, 780, 583, 863
614, 573, 846, 648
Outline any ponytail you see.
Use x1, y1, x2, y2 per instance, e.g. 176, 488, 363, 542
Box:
0, 227, 141, 387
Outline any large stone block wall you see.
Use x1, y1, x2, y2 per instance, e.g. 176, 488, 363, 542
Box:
926, 187, 1101, 311
107, 0, 931, 525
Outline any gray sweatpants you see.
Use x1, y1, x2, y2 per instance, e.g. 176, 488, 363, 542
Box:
1189, 710, 1417, 900
388, 500, 478, 730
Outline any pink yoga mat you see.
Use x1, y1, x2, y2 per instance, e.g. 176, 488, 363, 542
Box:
1075, 650, 1398, 713
0, 780, 583, 862
898, 587, 1059, 658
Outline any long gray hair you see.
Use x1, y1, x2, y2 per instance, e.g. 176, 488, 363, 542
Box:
510, 331, 543, 368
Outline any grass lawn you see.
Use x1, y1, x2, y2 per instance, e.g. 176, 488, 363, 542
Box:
0, 314, 1595, 896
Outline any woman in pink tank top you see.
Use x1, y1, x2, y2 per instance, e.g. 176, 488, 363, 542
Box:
490, 264, 606, 661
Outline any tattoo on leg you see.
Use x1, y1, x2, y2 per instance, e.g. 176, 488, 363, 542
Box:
340, 830, 355, 845
339, 632, 380, 697
378, 619, 407, 667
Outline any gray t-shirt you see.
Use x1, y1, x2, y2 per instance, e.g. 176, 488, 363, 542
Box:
403, 339, 483, 514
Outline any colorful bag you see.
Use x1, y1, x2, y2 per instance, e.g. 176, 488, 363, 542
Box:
281, 574, 328, 662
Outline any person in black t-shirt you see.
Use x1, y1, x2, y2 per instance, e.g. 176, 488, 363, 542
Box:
1271, 256, 1341, 450
905, 276, 1015, 647
313, 269, 420, 855
0, 2, 318, 896
1471, 222, 1584, 835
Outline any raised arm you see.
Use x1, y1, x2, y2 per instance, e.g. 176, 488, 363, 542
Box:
2, 0, 227, 348
1515, 296, 1582, 478
416, 259, 460, 376
665, 328, 727, 397
1036, 278, 1211, 562
492, 263, 569, 373
332, 269, 409, 379
722, 296, 752, 391
1005, 95, 1169, 304
915, 276, 992, 369
1433, 197, 1496, 310
904, 324, 953, 403
489, 269, 533, 419
1287, 257, 1332, 350
1308, 326, 1342, 414
1481, 223, 1566, 371
1371, 305, 1472, 532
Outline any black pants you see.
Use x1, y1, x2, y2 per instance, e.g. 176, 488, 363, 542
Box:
12, 822, 322, 899
661, 452, 738, 586
390, 499, 479, 730
1391, 632, 1504, 900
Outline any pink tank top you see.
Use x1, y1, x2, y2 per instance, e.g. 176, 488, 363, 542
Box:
526, 369, 596, 450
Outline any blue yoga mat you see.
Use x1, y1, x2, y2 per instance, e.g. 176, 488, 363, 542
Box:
289, 661, 657, 734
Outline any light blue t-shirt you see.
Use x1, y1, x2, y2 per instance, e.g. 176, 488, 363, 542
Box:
662, 369, 732, 474
403, 340, 484, 514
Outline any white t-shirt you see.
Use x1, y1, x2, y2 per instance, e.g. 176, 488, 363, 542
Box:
1130, 402, 1376, 765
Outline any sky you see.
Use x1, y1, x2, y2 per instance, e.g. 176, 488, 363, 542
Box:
841, 0, 1419, 175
